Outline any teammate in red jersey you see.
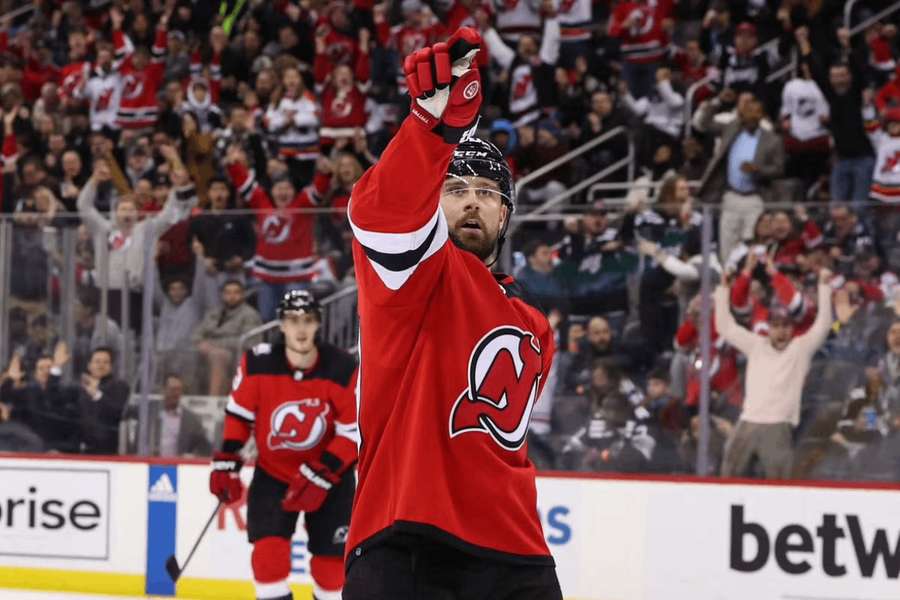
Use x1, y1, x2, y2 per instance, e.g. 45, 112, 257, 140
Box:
209, 290, 358, 600
344, 27, 562, 599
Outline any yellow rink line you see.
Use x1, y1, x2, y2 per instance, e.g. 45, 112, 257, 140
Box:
0, 568, 313, 599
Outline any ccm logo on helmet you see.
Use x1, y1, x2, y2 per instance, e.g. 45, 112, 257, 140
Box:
268, 399, 330, 451
450, 326, 543, 451
462, 80, 480, 100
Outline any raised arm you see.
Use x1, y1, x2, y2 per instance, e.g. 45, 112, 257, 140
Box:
539, 16, 560, 66
482, 27, 515, 70
714, 284, 760, 356
349, 28, 482, 294
795, 271, 835, 353
77, 163, 113, 235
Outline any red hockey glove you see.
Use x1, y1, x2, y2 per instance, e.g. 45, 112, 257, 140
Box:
404, 27, 483, 143
281, 460, 340, 513
209, 452, 243, 504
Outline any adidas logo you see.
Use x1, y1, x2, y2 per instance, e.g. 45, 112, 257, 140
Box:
149, 473, 177, 502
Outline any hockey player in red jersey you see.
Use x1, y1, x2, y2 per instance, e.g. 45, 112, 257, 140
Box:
209, 290, 358, 600
344, 27, 562, 599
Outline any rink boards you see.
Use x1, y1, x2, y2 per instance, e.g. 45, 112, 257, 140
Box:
0, 455, 898, 600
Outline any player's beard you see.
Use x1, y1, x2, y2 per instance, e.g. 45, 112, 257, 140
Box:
449, 216, 497, 262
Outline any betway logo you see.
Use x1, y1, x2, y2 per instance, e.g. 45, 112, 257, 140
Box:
730, 505, 900, 578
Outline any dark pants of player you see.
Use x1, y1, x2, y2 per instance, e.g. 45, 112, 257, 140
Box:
343, 536, 563, 600
247, 467, 354, 600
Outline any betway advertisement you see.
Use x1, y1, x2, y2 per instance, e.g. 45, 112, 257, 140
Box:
537, 476, 900, 600
0, 455, 897, 600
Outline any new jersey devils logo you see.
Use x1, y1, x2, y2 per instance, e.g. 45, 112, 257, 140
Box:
261, 214, 291, 244
449, 326, 543, 451
268, 399, 330, 451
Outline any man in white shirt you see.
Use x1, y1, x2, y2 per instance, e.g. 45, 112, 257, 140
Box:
714, 268, 833, 478
781, 63, 830, 189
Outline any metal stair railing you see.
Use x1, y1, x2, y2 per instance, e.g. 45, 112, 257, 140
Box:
514, 125, 629, 197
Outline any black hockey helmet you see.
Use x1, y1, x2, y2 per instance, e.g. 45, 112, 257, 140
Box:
446, 137, 516, 263
276, 289, 321, 321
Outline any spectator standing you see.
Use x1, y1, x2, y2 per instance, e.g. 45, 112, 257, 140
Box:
716, 22, 769, 103
621, 67, 685, 170
74, 40, 123, 131
798, 26, 875, 206
264, 65, 320, 187
780, 63, 831, 190
225, 148, 331, 321
714, 268, 834, 478
482, 12, 561, 126
608, 0, 671, 99
191, 280, 262, 396
111, 6, 169, 131
189, 175, 256, 310
697, 93, 785, 262
77, 151, 198, 332
623, 175, 702, 356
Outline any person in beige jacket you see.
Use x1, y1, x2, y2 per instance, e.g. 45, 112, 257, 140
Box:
191, 280, 262, 395
714, 268, 834, 478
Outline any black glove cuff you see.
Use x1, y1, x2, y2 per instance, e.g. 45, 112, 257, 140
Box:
222, 439, 244, 454
319, 451, 343, 474
433, 117, 480, 145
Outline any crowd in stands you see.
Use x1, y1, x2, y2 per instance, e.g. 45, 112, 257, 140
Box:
0, 0, 899, 481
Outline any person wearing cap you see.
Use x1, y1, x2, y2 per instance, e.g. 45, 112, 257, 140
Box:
716, 22, 769, 98
697, 90, 784, 262
714, 267, 834, 478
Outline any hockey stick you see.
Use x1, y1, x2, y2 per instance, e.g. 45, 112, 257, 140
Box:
165, 500, 222, 582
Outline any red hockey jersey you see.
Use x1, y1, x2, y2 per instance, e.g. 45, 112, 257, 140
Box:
227, 163, 329, 283
608, 1, 669, 64
114, 28, 167, 129
347, 118, 556, 564
224, 342, 359, 483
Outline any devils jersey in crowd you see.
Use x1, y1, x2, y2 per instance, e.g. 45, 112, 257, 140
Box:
227, 162, 331, 283
347, 119, 556, 563
224, 342, 358, 483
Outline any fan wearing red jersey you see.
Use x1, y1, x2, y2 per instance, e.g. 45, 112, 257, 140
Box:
209, 290, 358, 600
344, 27, 561, 600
